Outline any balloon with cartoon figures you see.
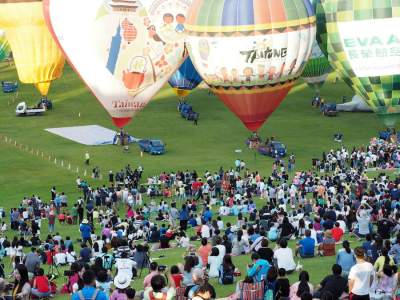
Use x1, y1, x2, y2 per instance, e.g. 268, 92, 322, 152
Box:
44, 0, 191, 128
185, 0, 316, 132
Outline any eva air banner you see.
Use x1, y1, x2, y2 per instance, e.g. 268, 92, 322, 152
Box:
337, 18, 400, 78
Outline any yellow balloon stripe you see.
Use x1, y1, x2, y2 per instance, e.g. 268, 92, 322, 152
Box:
185, 16, 316, 33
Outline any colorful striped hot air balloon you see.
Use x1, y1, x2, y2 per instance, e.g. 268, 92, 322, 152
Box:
322, 0, 400, 127
0, 0, 65, 97
186, 0, 316, 132
0, 29, 11, 62
168, 57, 203, 99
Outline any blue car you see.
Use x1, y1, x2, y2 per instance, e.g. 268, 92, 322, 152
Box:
258, 141, 287, 158
178, 103, 199, 121
2, 81, 18, 93
138, 139, 165, 155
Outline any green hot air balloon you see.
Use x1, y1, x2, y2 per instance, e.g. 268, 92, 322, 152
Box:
0, 29, 10, 61
322, 0, 400, 127
302, 43, 331, 98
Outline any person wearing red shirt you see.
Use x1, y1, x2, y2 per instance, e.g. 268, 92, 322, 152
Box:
31, 268, 51, 297
170, 265, 183, 288
331, 222, 344, 242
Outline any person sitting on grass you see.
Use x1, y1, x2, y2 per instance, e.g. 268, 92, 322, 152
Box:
296, 230, 315, 258
71, 270, 107, 300
247, 253, 270, 282
274, 268, 290, 300
143, 274, 175, 300
313, 264, 347, 299
31, 268, 51, 298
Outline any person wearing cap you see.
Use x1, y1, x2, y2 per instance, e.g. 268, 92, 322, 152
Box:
348, 247, 374, 300
71, 270, 107, 300
80, 219, 92, 246
110, 274, 132, 300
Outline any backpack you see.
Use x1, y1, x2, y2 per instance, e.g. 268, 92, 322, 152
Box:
77, 289, 99, 300
220, 265, 234, 285
102, 254, 114, 270
149, 291, 167, 300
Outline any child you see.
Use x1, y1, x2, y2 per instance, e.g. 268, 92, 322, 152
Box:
96, 269, 112, 297
31, 268, 51, 298
170, 265, 183, 288
274, 268, 290, 300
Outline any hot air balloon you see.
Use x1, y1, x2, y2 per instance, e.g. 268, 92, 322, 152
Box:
168, 57, 203, 100
302, 42, 331, 98
321, 0, 400, 127
44, 0, 190, 128
186, 0, 316, 132
0, 0, 64, 97
0, 29, 10, 62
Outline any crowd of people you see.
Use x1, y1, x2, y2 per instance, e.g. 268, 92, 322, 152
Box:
2, 136, 400, 300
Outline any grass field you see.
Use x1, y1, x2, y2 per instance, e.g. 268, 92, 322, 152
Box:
0, 61, 394, 298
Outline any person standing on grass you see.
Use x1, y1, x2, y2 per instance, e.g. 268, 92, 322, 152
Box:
48, 211, 55, 233
348, 247, 375, 300
85, 151, 90, 165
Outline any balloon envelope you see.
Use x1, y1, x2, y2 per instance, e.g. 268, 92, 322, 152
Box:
186, 0, 316, 132
44, 0, 190, 127
322, 0, 400, 127
0, 0, 65, 96
0, 29, 10, 62
168, 57, 202, 99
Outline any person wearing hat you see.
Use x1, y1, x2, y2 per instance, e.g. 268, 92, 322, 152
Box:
110, 274, 132, 300
80, 219, 92, 246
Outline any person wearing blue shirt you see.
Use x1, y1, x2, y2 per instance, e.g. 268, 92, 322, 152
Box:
336, 240, 356, 277
202, 207, 213, 223
179, 204, 189, 230
296, 230, 315, 258
80, 219, 92, 244
71, 269, 107, 300
247, 253, 270, 282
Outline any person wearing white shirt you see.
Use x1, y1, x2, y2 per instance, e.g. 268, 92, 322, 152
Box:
348, 247, 375, 299
200, 222, 210, 239
273, 239, 296, 273
115, 252, 137, 280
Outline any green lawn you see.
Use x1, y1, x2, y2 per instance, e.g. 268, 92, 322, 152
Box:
0, 61, 394, 298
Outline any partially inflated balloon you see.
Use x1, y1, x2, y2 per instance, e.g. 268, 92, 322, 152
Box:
0, 0, 64, 96
186, 0, 315, 132
44, 0, 190, 128
0, 29, 10, 62
322, 0, 400, 127
168, 57, 202, 99
302, 0, 331, 97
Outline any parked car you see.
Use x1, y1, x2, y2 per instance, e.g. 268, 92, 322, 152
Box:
258, 141, 287, 157
138, 139, 166, 155
179, 103, 199, 121
2, 81, 18, 93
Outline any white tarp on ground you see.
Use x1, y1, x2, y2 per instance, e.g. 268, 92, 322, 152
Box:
45, 125, 118, 145
337, 95, 373, 112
